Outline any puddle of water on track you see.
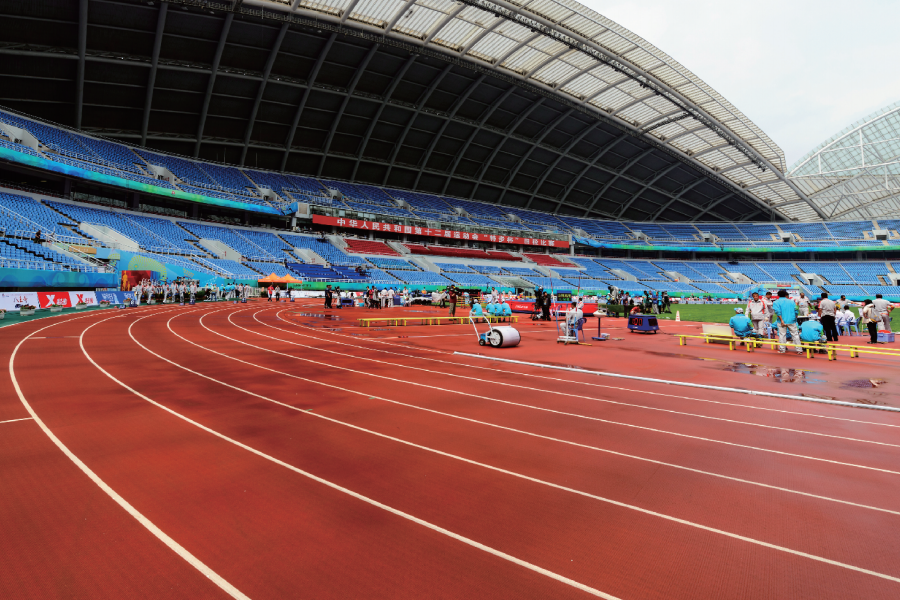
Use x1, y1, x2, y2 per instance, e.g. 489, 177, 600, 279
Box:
722, 363, 825, 384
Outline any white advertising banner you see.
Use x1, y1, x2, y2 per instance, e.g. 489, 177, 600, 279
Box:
0, 291, 40, 311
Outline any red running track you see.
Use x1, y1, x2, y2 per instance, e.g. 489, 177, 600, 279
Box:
3, 300, 900, 599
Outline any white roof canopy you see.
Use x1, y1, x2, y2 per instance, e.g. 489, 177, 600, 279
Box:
248, 0, 822, 219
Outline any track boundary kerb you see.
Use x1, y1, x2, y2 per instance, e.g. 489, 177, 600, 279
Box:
455, 353, 900, 414
7, 306, 250, 600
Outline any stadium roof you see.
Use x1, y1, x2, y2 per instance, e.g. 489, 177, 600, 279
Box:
786, 100, 900, 221
0, 0, 821, 221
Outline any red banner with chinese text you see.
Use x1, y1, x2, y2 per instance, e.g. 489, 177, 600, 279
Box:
312, 215, 569, 248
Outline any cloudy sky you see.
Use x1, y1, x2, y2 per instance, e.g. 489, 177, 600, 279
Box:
582, 0, 900, 170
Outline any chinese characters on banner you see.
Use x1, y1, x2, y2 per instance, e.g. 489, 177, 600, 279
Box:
312, 215, 569, 248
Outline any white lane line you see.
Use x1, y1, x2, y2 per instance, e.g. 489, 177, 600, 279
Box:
7, 307, 250, 600
458, 353, 900, 415
87, 313, 622, 600
144, 309, 900, 586
201, 309, 900, 476
234, 310, 900, 452
272, 309, 900, 430
0, 417, 33, 425
145, 310, 900, 518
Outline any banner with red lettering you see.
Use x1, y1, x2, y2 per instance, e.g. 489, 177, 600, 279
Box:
312, 215, 569, 248
68, 291, 98, 306
37, 292, 73, 308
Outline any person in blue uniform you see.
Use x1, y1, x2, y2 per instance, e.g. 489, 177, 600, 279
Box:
799, 317, 825, 344
729, 308, 755, 342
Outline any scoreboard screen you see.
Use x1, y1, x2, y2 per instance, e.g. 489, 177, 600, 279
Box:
556, 292, 572, 302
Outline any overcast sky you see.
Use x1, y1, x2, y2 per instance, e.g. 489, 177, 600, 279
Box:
582, 0, 900, 170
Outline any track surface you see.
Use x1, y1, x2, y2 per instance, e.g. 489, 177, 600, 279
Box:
3, 300, 900, 599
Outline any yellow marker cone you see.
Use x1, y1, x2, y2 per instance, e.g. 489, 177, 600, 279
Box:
675, 310, 681, 322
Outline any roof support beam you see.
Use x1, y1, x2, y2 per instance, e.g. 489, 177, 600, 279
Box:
340, 0, 363, 22
140, 2, 167, 146
555, 132, 628, 202
459, 18, 501, 55
524, 121, 601, 208
497, 108, 573, 201
317, 44, 378, 177
468, 98, 547, 199
413, 74, 486, 189
281, 32, 336, 171
614, 162, 680, 218
194, 12, 233, 157
386, 0, 419, 31
494, 32, 540, 66
351, 54, 417, 180
383, 63, 453, 184
650, 178, 706, 220
524, 47, 570, 78
441, 85, 517, 194
424, 5, 465, 44
75, 0, 88, 129
691, 192, 736, 221
554, 62, 599, 91
583, 147, 655, 214
240, 22, 289, 166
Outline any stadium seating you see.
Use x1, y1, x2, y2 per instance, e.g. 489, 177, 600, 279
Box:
245, 261, 292, 278
405, 245, 492, 260
523, 253, 569, 266
281, 234, 366, 266
444, 273, 498, 286
1, 193, 85, 241
178, 222, 281, 260
367, 257, 418, 270
387, 270, 454, 286
343, 239, 400, 256
47, 201, 201, 254
434, 263, 474, 272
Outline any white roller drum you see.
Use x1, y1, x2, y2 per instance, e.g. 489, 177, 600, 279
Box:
486, 326, 521, 348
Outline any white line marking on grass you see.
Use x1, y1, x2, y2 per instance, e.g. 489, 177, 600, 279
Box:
233, 310, 900, 451
130, 309, 900, 587
144, 311, 900, 518
271, 309, 900, 430
8, 307, 250, 600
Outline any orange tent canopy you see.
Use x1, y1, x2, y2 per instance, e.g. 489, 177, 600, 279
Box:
258, 273, 302, 283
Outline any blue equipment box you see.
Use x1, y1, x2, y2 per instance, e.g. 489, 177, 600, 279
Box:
627, 314, 659, 334
878, 331, 895, 343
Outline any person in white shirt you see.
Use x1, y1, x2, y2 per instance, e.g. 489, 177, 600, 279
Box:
189, 282, 197, 303
178, 282, 186, 304
564, 301, 583, 337
795, 292, 810, 316
817, 293, 839, 341
132, 282, 142, 306
873, 294, 892, 331
491, 287, 500, 304
576, 295, 584, 311
746, 292, 769, 336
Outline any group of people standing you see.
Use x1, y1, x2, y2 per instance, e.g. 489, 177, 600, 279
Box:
736, 289, 893, 351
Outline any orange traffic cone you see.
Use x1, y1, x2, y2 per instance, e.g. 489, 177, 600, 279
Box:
675, 310, 681, 322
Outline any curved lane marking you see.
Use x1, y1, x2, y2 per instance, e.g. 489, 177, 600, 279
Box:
7, 306, 250, 600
